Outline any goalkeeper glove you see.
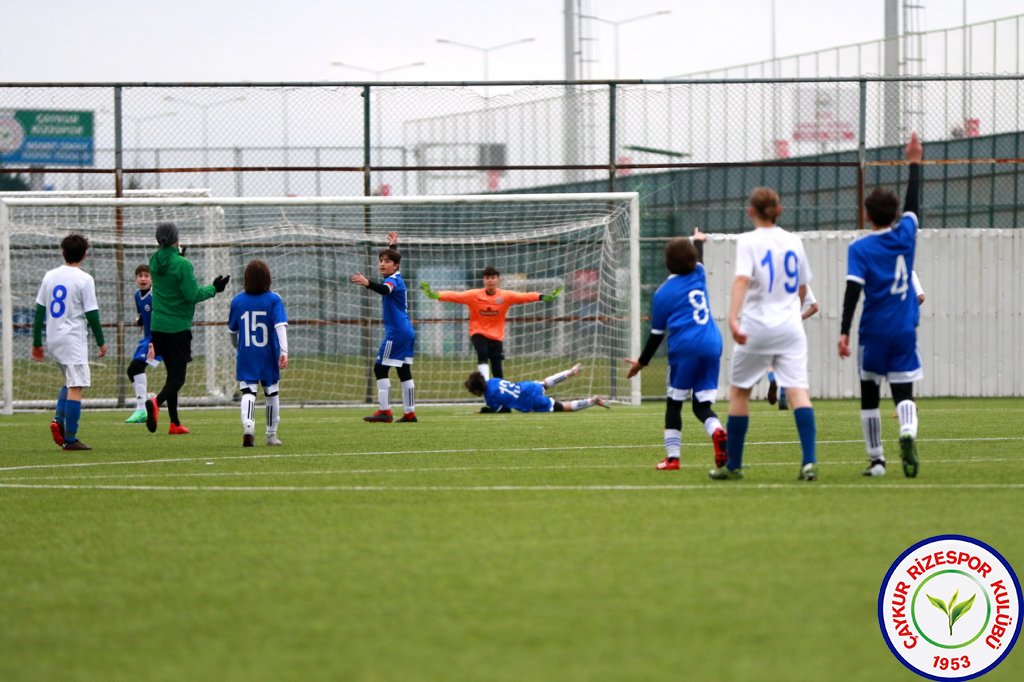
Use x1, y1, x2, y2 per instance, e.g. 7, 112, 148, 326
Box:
540, 285, 563, 303
212, 275, 230, 293
420, 281, 440, 300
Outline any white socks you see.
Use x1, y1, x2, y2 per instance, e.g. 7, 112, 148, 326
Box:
131, 373, 147, 411
377, 378, 391, 411
544, 364, 580, 389
896, 400, 918, 439
401, 379, 416, 414
664, 429, 681, 459
477, 363, 490, 380
861, 408, 884, 460
702, 417, 723, 438
241, 392, 256, 436
266, 393, 280, 436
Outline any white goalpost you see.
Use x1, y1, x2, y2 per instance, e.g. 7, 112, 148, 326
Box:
0, 193, 641, 414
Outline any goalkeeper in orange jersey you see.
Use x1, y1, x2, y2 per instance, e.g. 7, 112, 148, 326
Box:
420, 265, 562, 385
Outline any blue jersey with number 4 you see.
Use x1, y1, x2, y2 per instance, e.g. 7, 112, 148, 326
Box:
847, 212, 920, 337
228, 291, 288, 383
650, 264, 722, 364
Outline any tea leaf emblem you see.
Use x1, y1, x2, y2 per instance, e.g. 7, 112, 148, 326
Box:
927, 589, 977, 636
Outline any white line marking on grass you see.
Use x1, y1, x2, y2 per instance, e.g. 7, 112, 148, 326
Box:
3, 456, 1022, 483
2, 482, 1024, 493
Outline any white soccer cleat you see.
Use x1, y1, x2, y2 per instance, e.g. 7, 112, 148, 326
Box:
266, 435, 282, 446
570, 363, 583, 376
863, 459, 887, 477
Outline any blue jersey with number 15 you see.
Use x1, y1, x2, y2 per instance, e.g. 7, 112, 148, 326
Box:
847, 212, 920, 337
228, 291, 288, 383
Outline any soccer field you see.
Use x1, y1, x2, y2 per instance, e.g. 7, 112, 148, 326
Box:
1, 398, 1022, 681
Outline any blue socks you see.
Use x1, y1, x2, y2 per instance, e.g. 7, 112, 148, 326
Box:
726, 415, 749, 470
55, 385, 68, 424
794, 407, 816, 466
64, 399, 82, 443
767, 371, 776, 383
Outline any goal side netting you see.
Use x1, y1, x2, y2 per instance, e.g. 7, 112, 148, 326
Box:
1, 193, 640, 413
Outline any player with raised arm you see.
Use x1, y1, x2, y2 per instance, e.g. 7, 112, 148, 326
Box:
710, 187, 818, 482
350, 231, 417, 423
463, 364, 607, 414
30, 234, 107, 451
229, 259, 288, 447
124, 264, 161, 423
839, 133, 924, 478
420, 266, 562, 384
624, 228, 727, 471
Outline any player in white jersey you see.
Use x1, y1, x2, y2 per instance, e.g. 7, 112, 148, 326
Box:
839, 133, 924, 478
30, 234, 108, 451
710, 188, 818, 481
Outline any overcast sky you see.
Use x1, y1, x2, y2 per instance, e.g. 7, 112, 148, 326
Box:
1, 1, 1021, 83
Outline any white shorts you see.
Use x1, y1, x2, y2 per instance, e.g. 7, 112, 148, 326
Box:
730, 345, 809, 390
58, 363, 91, 388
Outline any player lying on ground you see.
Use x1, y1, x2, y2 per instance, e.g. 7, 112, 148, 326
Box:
463, 364, 608, 413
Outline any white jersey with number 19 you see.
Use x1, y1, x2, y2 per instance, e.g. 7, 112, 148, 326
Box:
734, 226, 812, 353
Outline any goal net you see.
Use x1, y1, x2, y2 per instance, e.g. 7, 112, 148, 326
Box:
1, 193, 640, 413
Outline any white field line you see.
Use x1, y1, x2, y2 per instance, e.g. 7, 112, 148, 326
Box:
2, 482, 1024, 493
0, 436, 1019, 473
3, 456, 1023, 483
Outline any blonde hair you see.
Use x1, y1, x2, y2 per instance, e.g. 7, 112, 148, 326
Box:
749, 187, 782, 223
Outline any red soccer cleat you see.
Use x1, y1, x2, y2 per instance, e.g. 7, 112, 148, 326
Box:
363, 410, 394, 423
656, 457, 680, 471
712, 428, 729, 469
49, 420, 65, 447
145, 397, 159, 433
168, 423, 191, 435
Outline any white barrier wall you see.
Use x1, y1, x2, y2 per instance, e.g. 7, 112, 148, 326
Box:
700, 229, 1024, 399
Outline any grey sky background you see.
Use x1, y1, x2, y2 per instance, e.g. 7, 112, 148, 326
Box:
2, 1, 1021, 83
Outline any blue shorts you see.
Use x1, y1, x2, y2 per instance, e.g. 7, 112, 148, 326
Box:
132, 337, 162, 365
667, 354, 720, 402
858, 333, 923, 384
514, 381, 555, 413
376, 334, 415, 368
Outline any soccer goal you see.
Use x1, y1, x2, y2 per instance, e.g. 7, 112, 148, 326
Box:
1, 193, 640, 413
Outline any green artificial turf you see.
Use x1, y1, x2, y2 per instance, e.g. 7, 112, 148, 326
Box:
1, 398, 1021, 681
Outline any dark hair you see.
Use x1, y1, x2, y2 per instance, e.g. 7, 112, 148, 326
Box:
749, 187, 782, 222
464, 371, 487, 396
134, 263, 150, 276
378, 247, 401, 265
482, 266, 500, 278
665, 237, 699, 275
155, 221, 179, 247
244, 259, 272, 295
61, 234, 89, 263
864, 187, 899, 227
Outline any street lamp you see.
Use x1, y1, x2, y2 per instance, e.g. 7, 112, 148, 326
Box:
435, 37, 535, 93
329, 60, 425, 167
579, 11, 670, 79
163, 94, 245, 188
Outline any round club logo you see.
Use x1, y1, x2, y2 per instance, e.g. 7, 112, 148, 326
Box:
879, 535, 1021, 680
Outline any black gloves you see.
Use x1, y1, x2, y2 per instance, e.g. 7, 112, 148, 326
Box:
213, 275, 230, 293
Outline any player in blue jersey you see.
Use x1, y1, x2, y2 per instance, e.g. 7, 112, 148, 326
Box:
350, 231, 417, 423
839, 133, 924, 478
228, 259, 289, 447
625, 229, 728, 471
464, 363, 608, 413
124, 264, 162, 423
710, 187, 818, 482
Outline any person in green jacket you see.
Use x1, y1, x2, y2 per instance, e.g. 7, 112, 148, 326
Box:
145, 222, 230, 435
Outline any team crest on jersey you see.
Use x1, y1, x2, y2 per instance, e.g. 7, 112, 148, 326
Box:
878, 535, 1021, 680
495, 297, 503, 304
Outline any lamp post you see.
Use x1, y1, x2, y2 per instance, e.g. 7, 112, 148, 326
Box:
163, 94, 245, 188
435, 37, 535, 96
329, 61, 425, 167
579, 11, 670, 79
